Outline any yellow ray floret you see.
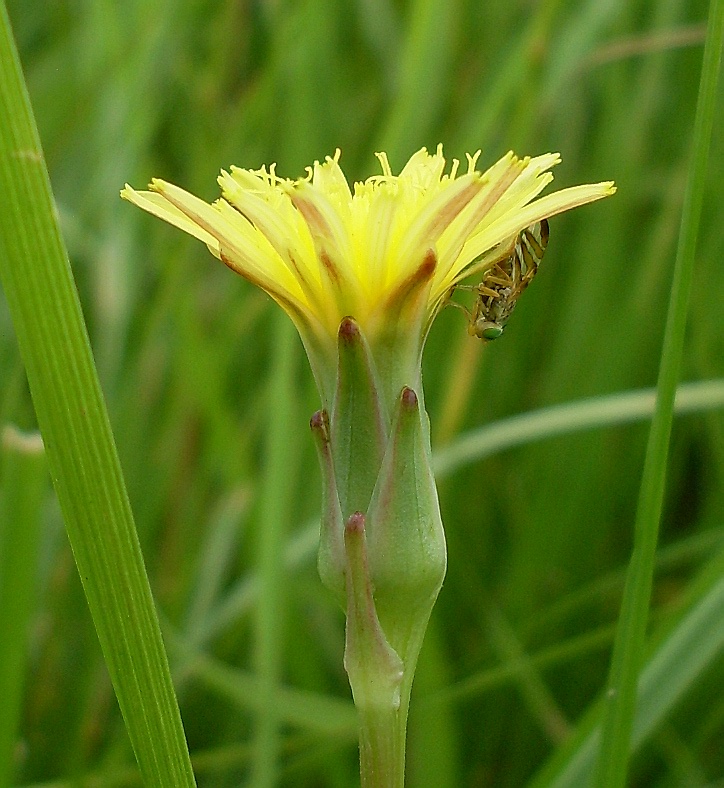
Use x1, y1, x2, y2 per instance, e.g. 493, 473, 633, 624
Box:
121, 146, 615, 341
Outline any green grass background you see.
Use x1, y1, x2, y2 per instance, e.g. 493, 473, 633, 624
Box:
1, 0, 723, 785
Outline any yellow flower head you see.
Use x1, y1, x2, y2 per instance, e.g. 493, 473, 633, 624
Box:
122, 146, 614, 400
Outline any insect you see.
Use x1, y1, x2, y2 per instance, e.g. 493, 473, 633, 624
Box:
452, 219, 550, 341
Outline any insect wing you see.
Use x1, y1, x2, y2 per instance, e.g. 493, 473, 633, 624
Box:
524, 219, 549, 269
510, 219, 549, 298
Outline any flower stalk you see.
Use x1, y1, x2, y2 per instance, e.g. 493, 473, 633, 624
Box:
312, 315, 446, 784
343, 511, 406, 788
122, 146, 614, 785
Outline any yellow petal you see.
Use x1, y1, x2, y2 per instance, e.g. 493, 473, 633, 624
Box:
120, 185, 221, 256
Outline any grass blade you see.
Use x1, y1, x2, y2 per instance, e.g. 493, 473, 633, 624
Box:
252, 315, 299, 787
432, 379, 724, 477
0, 428, 45, 786
593, 1, 724, 784
531, 567, 724, 788
0, 6, 195, 784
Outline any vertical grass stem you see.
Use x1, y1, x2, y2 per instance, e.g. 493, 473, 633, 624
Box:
594, 2, 723, 785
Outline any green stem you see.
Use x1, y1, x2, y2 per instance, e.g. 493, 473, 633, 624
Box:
357, 623, 432, 787
593, 0, 723, 785
343, 512, 408, 787
358, 626, 432, 788
358, 697, 407, 788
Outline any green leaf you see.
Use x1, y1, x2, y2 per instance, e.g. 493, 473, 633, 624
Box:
0, 6, 195, 785
0, 427, 45, 786
530, 566, 724, 787
593, 1, 724, 784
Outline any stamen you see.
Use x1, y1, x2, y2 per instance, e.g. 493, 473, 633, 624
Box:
375, 151, 392, 178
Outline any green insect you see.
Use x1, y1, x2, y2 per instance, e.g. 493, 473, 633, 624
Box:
453, 219, 550, 341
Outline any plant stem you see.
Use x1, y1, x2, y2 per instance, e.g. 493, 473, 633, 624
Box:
355, 614, 430, 786
358, 697, 408, 788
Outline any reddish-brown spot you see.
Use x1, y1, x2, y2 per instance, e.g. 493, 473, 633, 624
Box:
221, 250, 305, 323
468, 163, 522, 227
401, 387, 418, 409
227, 201, 253, 225
418, 249, 438, 280
287, 249, 317, 297
292, 195, 331, 237
310, 409, 330, 440
338, 316, 360, 342
384, 249, 437, 312
319, 249, 342, 287
345, 511, 366, 535
291, 196, 343, 287
220, 250, 257, 281
425, 180, 483, 239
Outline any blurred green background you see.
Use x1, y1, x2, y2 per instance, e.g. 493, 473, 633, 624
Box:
1, 0, 723, 785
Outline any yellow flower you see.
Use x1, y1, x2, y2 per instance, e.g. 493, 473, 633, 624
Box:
122, 146, 614, 400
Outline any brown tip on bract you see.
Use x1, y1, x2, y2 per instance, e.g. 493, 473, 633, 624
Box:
338, 316, 360, 342
345, 511, 366, 535
401, 387, 418, 409
310, 409, 329, 434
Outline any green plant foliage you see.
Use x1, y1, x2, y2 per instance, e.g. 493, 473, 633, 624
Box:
0, 0, 722, 785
